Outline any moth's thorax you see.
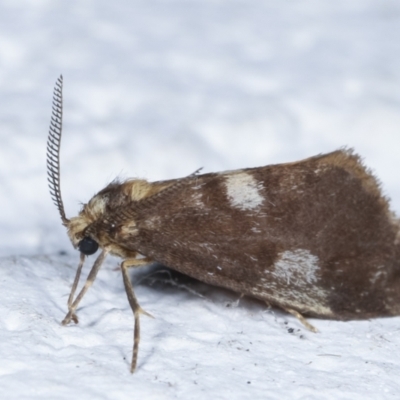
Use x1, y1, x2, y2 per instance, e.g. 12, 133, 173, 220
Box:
66, 178, 170, 254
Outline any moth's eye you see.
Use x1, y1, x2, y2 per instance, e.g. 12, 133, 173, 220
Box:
78, 236, 99, 255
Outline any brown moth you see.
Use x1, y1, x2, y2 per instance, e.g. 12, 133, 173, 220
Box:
47, 76, 400, 373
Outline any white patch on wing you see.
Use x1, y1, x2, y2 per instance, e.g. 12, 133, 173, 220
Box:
270, 249, 320, 285
224, 172, 264, 210
254, 249, 332, 316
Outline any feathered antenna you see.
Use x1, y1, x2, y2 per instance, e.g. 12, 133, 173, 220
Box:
47, 75, 69, 225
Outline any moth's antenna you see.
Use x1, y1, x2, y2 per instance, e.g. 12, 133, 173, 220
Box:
47, 75, 69, 225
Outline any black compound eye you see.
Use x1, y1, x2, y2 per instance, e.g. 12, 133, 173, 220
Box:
78, 236, 99, 255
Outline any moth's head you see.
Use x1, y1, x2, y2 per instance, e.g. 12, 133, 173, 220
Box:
65, 196, 107, 255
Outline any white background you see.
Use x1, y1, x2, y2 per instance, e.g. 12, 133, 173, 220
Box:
0, 1, 399, 399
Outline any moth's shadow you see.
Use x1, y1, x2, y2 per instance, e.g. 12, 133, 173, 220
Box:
130, 264, 310, 351
129, 264, 307, 370
132, 263, 281, 316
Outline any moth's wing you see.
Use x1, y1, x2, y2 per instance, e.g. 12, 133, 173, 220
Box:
121, 150, 400, 319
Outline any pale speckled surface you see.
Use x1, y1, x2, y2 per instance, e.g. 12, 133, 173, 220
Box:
224, 172, 265, 210
0, 1, 400, 399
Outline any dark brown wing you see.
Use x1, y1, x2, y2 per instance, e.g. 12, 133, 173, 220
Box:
119, 150, 400, 320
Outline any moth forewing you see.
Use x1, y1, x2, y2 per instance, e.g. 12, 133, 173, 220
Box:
48, 76, 400, 373
114, 150, 400, 320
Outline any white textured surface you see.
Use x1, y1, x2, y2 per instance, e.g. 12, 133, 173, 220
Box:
272, 249, 320, 286
1, 1, 400, 399
225, 172, 264, 210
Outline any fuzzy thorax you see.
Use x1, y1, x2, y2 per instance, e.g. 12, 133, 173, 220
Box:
66, 178, 170, 256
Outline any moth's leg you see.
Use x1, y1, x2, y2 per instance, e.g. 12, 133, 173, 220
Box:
284, 307, 318, 333
66, 252, 85, 324
62, 249, 108, 326
120, 257, 153, 373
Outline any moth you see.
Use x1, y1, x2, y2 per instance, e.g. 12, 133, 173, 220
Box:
47, 76, 400, 373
